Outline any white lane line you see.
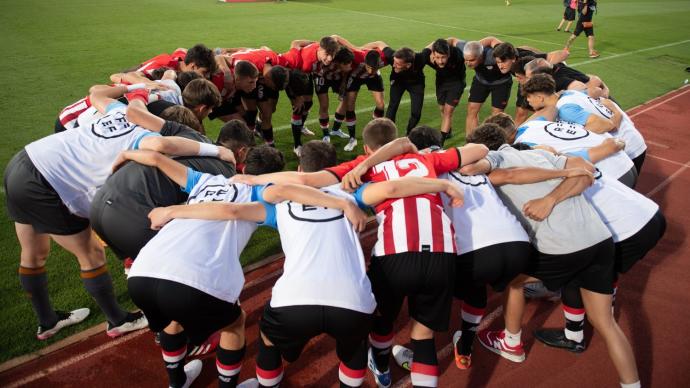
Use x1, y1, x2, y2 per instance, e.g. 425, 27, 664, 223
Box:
628, 87, 690, 119
646, 163, 690, 198
570, 39, 690, 67
646, 154, 687, 167
645, 140, 670, 149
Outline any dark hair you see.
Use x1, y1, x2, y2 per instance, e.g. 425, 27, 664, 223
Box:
522, 73, 556, 97
184, 44, 218, 75
300, 140, 337, 172
431, 39, 450, 56
466, 123, 507, 151
493, 42, 518, 61
176, 71, 202, 92
159, 105, 203, 134
365, 50, 382, 68
530, 65, 554, 76
267, 66, 289, 90
333, 47, 354, 65
483, 112, 516, 139
511, 55, 535, 76
393, 47, 415, 64
234, 60, 259, 79
408, 125, 442, 149
287, 70, 311, 95
149, 67, 173, 80
511, 142, 534, 151
217, 119, 256, 151
319, 36, 340, 56
243, 145, 285, 175
362, 118, 398, 149
182, 78, 222, 109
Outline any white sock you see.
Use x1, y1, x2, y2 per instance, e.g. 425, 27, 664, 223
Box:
503, 329, 522, 347
564, 328, 584, 343
620, 381, 641, 388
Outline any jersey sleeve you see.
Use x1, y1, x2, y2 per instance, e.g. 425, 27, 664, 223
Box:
325, 156, 366, 180
131, 131, 161, 150
183, 168, 204, 194
564, 149, 592, 162
558, 103, 591, 125
485, 150, 504, 170
253, 184, 277, 228
429, 148, 461, 174
352, 183, 372, 209
421, 48, 432, 64
106, 101, 127, 114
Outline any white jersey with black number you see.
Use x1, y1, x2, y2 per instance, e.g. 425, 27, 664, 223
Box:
129, 173, 259, 303
556, 90, 646, 159
264, 184, 376, 314
584, 169, 658, 242
514, 119, 634, 180
441, 172, 529, 254
25, 102, 159, 218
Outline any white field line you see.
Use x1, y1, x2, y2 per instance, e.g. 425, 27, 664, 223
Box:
628, 87, 690, 119
645, 163, 690, 198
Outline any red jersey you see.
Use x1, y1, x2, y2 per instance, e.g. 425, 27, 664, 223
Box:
230, 49, 280, 73
58, 96, 91, 129
279, 43, 320, 74
328, 149, 461, 255
136, 49, 187, 78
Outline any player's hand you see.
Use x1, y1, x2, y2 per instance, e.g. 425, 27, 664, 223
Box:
341, 164, 368, 192
148, 207, 173, 230
218, 147, 236, 165
343, 202, 368, 232
602, 137, 625, 152
522, 196, 556, 221
292, 98, 304, 113
111, 152, 130, 173
444, 182, 464, 207
230, 174, 258, 185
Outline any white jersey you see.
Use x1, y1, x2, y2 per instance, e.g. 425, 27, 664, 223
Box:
584, 169, 658, 242
129, 173, 260, 304
25, 102, 158, 217
556, 90, 646, 159
514, 119, 634, 180
441, 172, 529, 254
264, 184, 376, 314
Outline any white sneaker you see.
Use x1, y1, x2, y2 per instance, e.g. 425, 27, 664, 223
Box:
301, 126, 315, 136
36, 308, 90, 340
106, 311, 148, 338
322, 135, 330, 143
330, 129, 350, 139
171, 359, 203, 388
237, 378, 259, 388
293, 146, 302, 158
344, 137, 358, 152
392, 344, 413, 371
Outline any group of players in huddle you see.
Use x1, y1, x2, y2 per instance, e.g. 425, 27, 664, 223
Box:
4, 33, 663, 388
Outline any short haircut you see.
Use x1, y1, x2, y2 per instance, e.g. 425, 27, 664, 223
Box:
319, 36, 340, 56
267, 65, 289, 90
216, 119, 256, 151
522, 73, 556, 97
234, 60, 259, 79
362, 118, 398, 150
182, 78, 222, 109
493, 42, 518, 61
365, 50, 382, 68
511, 55, 535, 76
176, 71, 202, 92
300, 140, 337, 172
150, 66, 173, 80
184, 44, 218, 74
159, 105, 203, 134
393, 47, 415, 64
333, 47, 355, 65
483, 112, 517, 139
243, 145, 285, 175
408, 125, 442, 149
466, 123, 507, 151
431, 39, 450, 55
287, 70, 310, 93
525, 58, 552, 75
463, 41, 483, 58
511, 142, 534, 151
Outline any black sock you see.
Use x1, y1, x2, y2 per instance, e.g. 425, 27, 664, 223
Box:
217, 344, 246, 388
301, 100, 312, 128
339, 339, 367, 388
256, 338, 283, 388
160, 331, 188, 388
244, 110, 258, 131
333, 112, 345, 131
291, 114, 302, 147
441, 129, 452, 147
459, 303, 485, 355
19, 266, 59, 328
81, 266, 128, 325
369, 325, 393, 372
373, 107, 384, 118
411, 338, 438, 388
346, 110, 356, 138
319, 117, 330, 136
262, 126, 274, 143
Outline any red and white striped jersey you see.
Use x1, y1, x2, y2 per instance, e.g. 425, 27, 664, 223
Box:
58, 96, 91, 129
327, 149, 461, 256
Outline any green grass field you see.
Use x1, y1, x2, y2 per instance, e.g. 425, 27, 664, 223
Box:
1, 0, 689, 363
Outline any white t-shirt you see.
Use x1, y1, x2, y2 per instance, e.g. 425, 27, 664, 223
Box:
129, 172, 261, 304
556, 90, 646, 159
262, 184, 376, 314
514, 118, 634, 180
441, 172, 529, 254
25, 102, 158, 217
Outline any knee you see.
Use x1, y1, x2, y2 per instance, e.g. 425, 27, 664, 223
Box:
21, 248, 49, 267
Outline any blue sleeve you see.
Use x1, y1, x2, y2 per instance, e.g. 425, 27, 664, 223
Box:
182, 168, 203, 194
131, 131, 161, 150
558, 103, 591, 125
564, 149, 592, 162
252, 185, 277, 228
106, 101, 127, 113
352, 183, 372, 209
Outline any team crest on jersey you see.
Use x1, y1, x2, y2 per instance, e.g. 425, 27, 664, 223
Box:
543, 121, 589, 140
188, 183, 238, 204
587, 97, 613, 119
449, 172, 488, 186
286, 190, 344, 222
91, 111, 135, 139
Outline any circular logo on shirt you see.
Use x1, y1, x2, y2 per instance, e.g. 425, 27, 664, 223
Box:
91, 111, 135, 139
543, 121, 590, 141
287, 201, 344, 223
587, 97, 613, 119
449, 172, 488, 186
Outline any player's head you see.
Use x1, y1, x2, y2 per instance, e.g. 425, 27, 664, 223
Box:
511, 56, 535, 85
182, 44, 218, 78
525, 58, 552, 78
483, 112, 517, 142
176, 71, 203, 92
333, 47, 355, 72
364, 50, 384, 75
392, 47, 415, 73
318, 36, 340, 66
266, 65, 289, 91
408, 125, 442, 150
243, 145, 285, 175
362, 118, 398, 153
493, 42, 518, 74
522, 73, 556, 110
299, 140, 338, 172
463, 41, 483, 69
149, 66, 173, 80
182, 78, 222, 120
466, 123, 507, 151
159, 105, 204, 134
431, 39, 451, 68
216, 119, 256, 165
233, 60, 259, 93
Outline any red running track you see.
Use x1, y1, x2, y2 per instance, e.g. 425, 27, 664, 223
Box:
1, 86, 689, 387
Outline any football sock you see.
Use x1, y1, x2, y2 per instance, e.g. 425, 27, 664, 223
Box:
80, 265, 128, 326
459, 303, 485, 355
160, 331, 188, 388
19, 266, 59, 328
410, 338, 439, 388
216, 344, 245, 388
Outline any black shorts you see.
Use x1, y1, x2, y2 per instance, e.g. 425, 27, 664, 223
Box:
4, 150, 89, 235
564, 7, 576, 21
528, 238, 615, 294
632, 151, 646, 173
615, 210, 666, 274
260, 304, 372, 363
256, 81, 280, 102
286, 74, 314, 100
468, 78, 513, 109
54, 117, 67, 133
346, 75, 385, 93
574, 11, 594, 37
515, 84, 533, 110
436, 81, 465, 107
618, 166, 638, 189
209, 93, 245, 120
455, 241, 533, 295
368, 251, 456, 332
314, 76, 343, 95
128, 276, 242, 345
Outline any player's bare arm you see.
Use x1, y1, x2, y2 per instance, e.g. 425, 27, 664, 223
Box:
360, 177, 464, 208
